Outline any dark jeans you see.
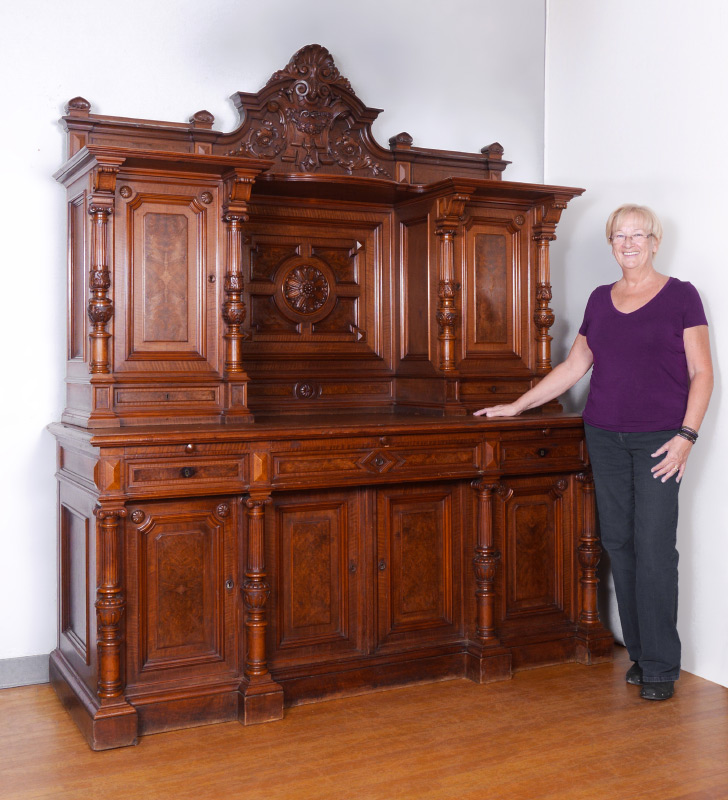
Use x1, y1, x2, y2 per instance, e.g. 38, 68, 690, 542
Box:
584, 424, 681, 683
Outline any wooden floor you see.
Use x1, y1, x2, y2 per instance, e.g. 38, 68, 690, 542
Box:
2, 647, 727, 800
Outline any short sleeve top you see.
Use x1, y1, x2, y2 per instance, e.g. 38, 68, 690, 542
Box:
578, 277, 708, 432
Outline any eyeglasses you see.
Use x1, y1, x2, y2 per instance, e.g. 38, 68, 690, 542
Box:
610, 233, 653, 244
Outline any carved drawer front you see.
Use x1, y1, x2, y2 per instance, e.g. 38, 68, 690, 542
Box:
499, 431, 584, 471
124, 443, 247, 494
272, 435, 480, 488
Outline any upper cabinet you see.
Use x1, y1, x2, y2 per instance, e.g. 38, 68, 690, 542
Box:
55, 44, 582, 428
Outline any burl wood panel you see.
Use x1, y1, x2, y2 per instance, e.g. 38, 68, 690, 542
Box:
473, 233, 508, 345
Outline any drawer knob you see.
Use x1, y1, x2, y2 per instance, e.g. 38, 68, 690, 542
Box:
185, 443, 196, 454
180, 466, 197, 478
537, 448, 549, 458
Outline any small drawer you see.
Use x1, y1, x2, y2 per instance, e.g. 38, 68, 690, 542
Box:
126, 457, 246, 492
500, 436, 583, 469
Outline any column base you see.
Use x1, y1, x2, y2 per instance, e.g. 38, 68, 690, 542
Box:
49, 650, 138, 750
574, 627, 615, 665
238, 675, 284, 725
465, 642, 512, 684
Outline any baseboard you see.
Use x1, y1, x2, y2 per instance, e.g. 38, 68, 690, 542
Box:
0, 654, 50, 688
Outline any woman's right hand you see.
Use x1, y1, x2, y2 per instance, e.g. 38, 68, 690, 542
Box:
473, 403, 522, 418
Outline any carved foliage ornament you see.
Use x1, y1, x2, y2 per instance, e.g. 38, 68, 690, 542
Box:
230, 45, 390, 177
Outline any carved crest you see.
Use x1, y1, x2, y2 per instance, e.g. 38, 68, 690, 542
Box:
228, 45, 390, 177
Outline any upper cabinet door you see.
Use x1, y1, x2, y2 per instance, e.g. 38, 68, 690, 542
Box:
113, 178, 221, 378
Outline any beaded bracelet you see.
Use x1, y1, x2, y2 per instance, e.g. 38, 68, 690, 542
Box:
677, 426, 699, 444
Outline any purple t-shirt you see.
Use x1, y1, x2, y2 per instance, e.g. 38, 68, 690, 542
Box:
578, 277, 708, 432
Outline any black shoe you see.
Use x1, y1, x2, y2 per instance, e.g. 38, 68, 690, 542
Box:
625, 662, 643, 685
640, 681, 674, 701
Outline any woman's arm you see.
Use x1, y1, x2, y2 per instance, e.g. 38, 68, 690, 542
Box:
473, 333, 594, 418
651, 324, 714, 483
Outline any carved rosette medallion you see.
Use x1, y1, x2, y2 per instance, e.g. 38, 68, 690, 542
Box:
283, 265, 329, 314
273, 256, 337, 324
294, 381, 322, 400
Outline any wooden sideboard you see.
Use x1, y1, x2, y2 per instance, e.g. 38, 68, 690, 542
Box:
49, 45, 612, 750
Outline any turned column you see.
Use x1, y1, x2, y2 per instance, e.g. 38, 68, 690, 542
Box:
93, 506, 127, 699
533, 231, 557, 376
434, 193, 469, 374
576, 471, 601, 626
466, 478, 511, 683
242, 494, 272, 678
88, 205, 114, 375
574, 470, 614, 664
221, 170, 256, 421
238, 493, 283, 723
471, 480, 502, 645
222, 210, 248, 377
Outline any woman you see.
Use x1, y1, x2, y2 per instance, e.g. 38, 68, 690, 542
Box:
474, 204, 713, 701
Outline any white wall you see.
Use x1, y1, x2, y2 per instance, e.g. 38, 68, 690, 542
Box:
0, 1, 547, 663
546, 0, 728, 687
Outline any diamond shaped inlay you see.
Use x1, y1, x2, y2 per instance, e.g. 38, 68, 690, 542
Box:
358, 449, 405, 474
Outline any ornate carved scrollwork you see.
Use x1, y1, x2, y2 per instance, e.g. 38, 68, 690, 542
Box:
229, 45, 390, 177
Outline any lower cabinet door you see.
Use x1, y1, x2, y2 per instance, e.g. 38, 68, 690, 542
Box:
124, 497, 239, 688
495, 475, 576, 635
376, 482, 463, 650
266, 489, 366, 669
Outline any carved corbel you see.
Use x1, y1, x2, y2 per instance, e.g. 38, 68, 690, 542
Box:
93, 505, 128, 699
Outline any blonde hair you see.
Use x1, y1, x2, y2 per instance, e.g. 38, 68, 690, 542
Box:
606, 204, 663, 245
